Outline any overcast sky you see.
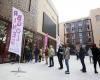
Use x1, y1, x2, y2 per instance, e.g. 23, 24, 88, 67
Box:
51, 0, 100, 22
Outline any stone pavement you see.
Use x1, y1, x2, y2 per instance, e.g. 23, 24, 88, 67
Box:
0, 56, 100, 80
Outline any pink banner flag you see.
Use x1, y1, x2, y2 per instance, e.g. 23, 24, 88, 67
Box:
44, 33, 48, 50
8, 7, 24, 56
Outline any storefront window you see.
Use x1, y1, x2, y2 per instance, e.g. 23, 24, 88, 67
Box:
0, 20, 8, 42
23, 29, 34, 46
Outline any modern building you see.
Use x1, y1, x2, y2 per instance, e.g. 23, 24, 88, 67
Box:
0, 0, 58, 62
63, 17, 94, 47
90, 8, 100, 47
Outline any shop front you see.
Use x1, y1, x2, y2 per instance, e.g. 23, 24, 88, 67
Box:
0, 17, 11, 63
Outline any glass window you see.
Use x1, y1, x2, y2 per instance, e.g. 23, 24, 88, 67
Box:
71, 23, 74, 27
72, 39, 75, 44
88, 38, 91, 42
71, 27, 74, 31
0, 20, 8, 42
96, 15, 100, 21
66, 34, 70, 38
72, 34, 75, 39
78, 21, 82, 26
87, 25, 90, 29
79, 28, 82, 32
79, 33, 82, 37
80, 38, 83, 43
87, 32, 91, 36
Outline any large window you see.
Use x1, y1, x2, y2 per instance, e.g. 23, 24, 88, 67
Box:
96, 15, 100, 21
0, 20, 8, 42
42, 12, 56, 38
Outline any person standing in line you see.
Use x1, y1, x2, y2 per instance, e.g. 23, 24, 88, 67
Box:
42, 47, 45, 61
87, 47, 93, 64
34, 45, 39, 63
28, 42, 33, 62
79, 45, 87, 73
91, 44, 100, 74
75, 44, 80, 60
24, 44, 30, 62
48, 45, 55, 67
57, 45, 64, 69
64, 45, 70, 74
44, 46, 49, 64
39, 48, 42, 62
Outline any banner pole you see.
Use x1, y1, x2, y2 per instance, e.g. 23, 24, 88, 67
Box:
18, 56, 21, 72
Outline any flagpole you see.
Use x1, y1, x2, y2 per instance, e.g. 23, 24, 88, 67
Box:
18, 56, 21, 72
10, 7, 26, 74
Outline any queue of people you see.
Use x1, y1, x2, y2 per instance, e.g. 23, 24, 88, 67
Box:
0, 40, 100, 74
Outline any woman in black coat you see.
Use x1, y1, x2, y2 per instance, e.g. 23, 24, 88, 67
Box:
79, 46, 87, 73
91, 44, 100, 74
57, 46, 64, 69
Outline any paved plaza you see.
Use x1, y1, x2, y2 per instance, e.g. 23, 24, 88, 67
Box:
0, 56, 100, 80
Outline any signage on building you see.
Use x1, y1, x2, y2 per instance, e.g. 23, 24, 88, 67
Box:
8, 7, 24, 56
44, 33, 48, 50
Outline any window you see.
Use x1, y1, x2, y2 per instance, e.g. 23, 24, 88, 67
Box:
67, 39, 70, 43
72, 34, 75, 39
66, 28, 70, 32
87, 32, 91, 36
71, 27, 74, 31
88, 38, 91, 42
79, 28, 82, 32
96, 15, 100, 21
78, 21, 82, 26
87, 25, 90, 29
71, 23, 74, 27
72, 39, 75, 44
0, 20, 8, 42
79, 33, 82, 37
66, 34, 70, 38
80, 38, 83, 43
66, 23, 71, 27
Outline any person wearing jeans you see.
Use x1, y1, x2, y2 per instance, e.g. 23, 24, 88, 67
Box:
48, 45, 55, 67
79, 45, 87, 73
34, 46, 39, 63
64, 45, 70, 74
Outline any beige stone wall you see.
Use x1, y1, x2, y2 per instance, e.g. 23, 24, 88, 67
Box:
90, 8, 100, 47
59, 23, 64, 44
37, 0, 58, 40
0, 0, 38, 31
0, 0, 58, 40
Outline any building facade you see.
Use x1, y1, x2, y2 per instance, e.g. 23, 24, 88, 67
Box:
64, 18, 94, 47
0, 0, 58, 62
90, 8, 100, 47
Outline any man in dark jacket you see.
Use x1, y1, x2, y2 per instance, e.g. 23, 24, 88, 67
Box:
34, 46, 39, 63
79, 45, 87, 73
91, 44, 100, 74
57, 45, 64, 69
